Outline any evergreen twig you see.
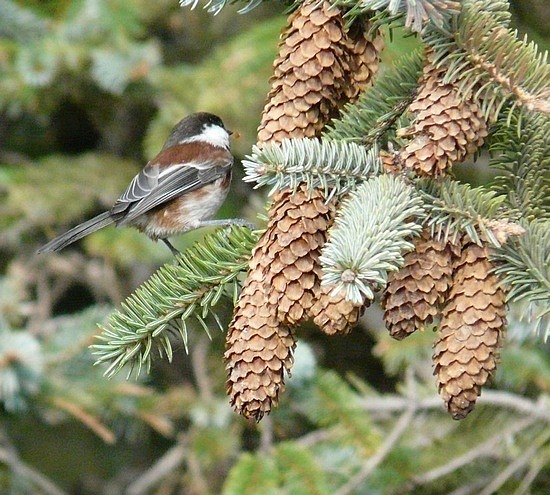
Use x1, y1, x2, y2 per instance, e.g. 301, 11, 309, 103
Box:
92, 227, 259, 378
243, 138, 381, 200
424, 0, 550, 120
179, 0, 262, 15
490, 112, 550, 221
325, 49, 425, 146
417, 178, 513, 246
492, 219, 550, 340
330, 0, 460, 32
320, 174, 424, 303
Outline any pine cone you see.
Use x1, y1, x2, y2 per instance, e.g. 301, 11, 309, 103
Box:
257, 0, 382, 331
268, 186, 365, 335
391, 52, 488, 177
310, 285, 366, 335
225, 298, 295, 421
225, 225, 298, 421
263, 186, 335, 325
433, 241, 506, 420
257, 0, 383, 143
382, 230, 458, 340
225, 186, 330, 419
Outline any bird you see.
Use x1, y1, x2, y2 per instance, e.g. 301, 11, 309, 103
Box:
37, 112, 252, 256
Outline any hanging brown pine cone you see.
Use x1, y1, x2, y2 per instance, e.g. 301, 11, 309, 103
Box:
224, 218, 297, 421
226, 0, 384, 419
433, 241, 507, 420
389, 51, 488, 177
266, 187, 334, 326
258, 0, 384, 143
382, 229, 459, 340
310, 285, 366, 335
225, 298, 296, 421
225, 185, 334, 420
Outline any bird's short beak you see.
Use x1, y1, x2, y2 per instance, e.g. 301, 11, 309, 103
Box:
228, 129, 234, 136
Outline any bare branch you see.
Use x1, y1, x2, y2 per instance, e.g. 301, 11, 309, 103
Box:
413, 417, 537, 485
0, 446, 68, 495
191, 334, 214, 402
125, 436, 187, 495
356, 390, 550, 423
334, 405, 416, 495
478, 428, 550, 495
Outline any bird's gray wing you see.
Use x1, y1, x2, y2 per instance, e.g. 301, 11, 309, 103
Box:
112, 157, 232, 226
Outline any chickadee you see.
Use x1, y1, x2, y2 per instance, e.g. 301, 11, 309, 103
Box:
37, 112, 251, 256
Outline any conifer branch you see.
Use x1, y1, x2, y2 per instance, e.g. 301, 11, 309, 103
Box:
331, 0, 460, 32
424, 0, 550, 120
243, 138, 381, 200
92, 227, 259, 378
309, 372, 380, 450
320, 174, 424, 303
325, 50, 425, 146
492, 219, 550, 340
417, 178, 513, 246
490, 113, 550, 221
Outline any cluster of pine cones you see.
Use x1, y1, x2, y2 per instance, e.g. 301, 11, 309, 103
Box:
224, 1, 506, 421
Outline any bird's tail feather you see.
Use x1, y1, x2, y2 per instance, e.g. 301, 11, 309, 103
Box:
36, 211, 114, 253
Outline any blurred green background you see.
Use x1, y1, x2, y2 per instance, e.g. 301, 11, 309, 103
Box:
0, 1, 548, 494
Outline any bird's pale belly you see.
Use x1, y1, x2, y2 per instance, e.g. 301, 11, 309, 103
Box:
133, 178, 230, 240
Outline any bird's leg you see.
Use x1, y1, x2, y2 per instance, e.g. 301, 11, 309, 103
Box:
162, 239, 181, 257
197, 219, 256, 230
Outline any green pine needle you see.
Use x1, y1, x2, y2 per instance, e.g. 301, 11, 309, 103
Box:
92, 226, 259, 378
492, 219, 550, 340
308, 371, 380, 453
325, 49, 425, 146
243, 138, 381, 200
490, 112, 550, 221
418, 178, 512, 246
320, 174, 424, 304
331, 0, 460, 33
274, 443, 331, 495
222, 454, 278, 495
424, 0, 550, 121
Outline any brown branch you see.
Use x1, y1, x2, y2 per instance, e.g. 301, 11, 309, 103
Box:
468, 47, 550, 114
52, 397, 116, 444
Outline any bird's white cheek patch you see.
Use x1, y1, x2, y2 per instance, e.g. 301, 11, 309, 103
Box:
180, 125, 230, 149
